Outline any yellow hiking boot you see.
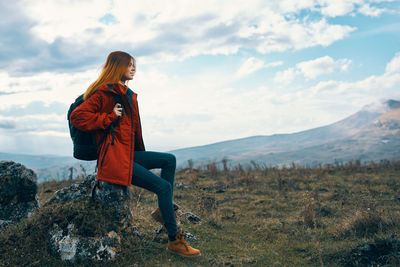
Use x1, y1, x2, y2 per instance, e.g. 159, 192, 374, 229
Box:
151, 203, 180, 224
167, 229, 201, 257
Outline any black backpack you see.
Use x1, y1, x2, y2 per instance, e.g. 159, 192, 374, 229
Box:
67, 84, 124, 161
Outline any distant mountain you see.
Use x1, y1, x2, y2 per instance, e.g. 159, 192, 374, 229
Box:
2, 99, 399, 180
169, 99, 400, 168
0, 152, 75, 169
0, 152, 95, 183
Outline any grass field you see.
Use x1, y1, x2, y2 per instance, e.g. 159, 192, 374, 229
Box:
1, 159, 400, 266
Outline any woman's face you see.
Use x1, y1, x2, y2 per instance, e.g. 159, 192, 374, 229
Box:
122, 58, 136, 81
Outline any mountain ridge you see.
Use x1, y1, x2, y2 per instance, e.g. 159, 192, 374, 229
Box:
1, 99, 399, 180
169, 99, 400, 168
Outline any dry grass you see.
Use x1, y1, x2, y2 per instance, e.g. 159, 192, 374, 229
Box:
1, 159, 400, 266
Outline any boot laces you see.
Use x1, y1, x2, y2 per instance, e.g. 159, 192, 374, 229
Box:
176, 231, 190, 251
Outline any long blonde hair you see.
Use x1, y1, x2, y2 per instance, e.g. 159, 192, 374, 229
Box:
84, 51, 134, 100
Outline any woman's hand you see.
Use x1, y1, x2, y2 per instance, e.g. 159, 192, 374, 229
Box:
113, 103, 123, 117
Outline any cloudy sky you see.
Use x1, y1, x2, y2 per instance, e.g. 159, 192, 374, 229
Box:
1, 0, 399, 156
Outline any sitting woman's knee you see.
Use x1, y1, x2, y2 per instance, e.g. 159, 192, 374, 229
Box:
166, 153, 176, 166
159, 182, 173, 195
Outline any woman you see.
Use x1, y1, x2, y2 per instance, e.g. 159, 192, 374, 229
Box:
69, 51, 200, 257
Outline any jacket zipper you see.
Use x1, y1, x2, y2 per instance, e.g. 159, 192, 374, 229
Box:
136, 100, 144, 150
128, 96, 134, 184
100, 143, 110, 168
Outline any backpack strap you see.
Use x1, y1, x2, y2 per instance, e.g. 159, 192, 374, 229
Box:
107, 84, 125, 111
106, 84, 125, 145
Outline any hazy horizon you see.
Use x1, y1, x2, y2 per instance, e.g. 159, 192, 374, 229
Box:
1, 0, 399, 156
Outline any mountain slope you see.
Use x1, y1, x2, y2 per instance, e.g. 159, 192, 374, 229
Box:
0, 152, 95, 183
169, 99, 400, 168
1, 99, 398, 177
0, 152, 76, 169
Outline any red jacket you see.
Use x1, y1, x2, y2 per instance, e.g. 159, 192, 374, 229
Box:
69, 83, 145, 186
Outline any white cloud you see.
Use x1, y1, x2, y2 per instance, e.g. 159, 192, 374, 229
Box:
0, 0, 397, 156
274, 56, 352, 83
0, 113, 66, 134
319, 0, 362, 17
0, 62, 318, 154
0, 69, 98, 110
296, 56, 352, 79
274, 68, 299, 84
236, 57, 265, 77
1, 0, 393, 75
27, 131, 69, 137
386, 52, 400, 73
2, 53, 399, 155
21, 0, 110, 43
358, 3, 388, 16
275, 0, 317, 13
250, 17, 356, 53
236, 57, 282, 77
12, 0, 359, 68
302, 0, 392, 18
263, 0, 393, 17
266, 61, 284, 67
310, 52, 400, 95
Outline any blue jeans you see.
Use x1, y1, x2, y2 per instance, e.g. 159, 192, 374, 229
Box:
131, 151, 178, 236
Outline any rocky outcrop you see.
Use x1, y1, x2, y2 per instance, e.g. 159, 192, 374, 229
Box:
45, 175, 139, 262
0, 161, 39, 229
0, 162, 201, 263
45, 175, 133, 231
49, 222, 122, 262
91, 180, 133, 231
44, 175, 96, 206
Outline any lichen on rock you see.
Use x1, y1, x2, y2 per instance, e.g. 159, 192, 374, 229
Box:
44, 175, 138, 262
48, 222, 122, 262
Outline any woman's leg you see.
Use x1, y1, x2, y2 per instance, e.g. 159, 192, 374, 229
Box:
131, 151, 178, 236
133, 151, 176, 191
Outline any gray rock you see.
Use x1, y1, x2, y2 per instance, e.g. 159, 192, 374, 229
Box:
153, 225, 167, 235
92, 180, 133, 230
152, 226, 168, 244
44, 175, 96, 206
49, 222, 121, 262
183, 230, 197, 241
46, 176, 133, 231
0, 219, 12, 232
175, 183, 189, 189
92, 180, 131, 207
0, 161, 39, 223
46, 176, 138, 262
183, 212, 202, 224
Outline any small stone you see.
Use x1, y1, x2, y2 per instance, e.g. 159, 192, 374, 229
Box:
184, 212, 201, 224
153, 225, 167, 235
183, 230, 197, 241
175, 183, 189, 189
